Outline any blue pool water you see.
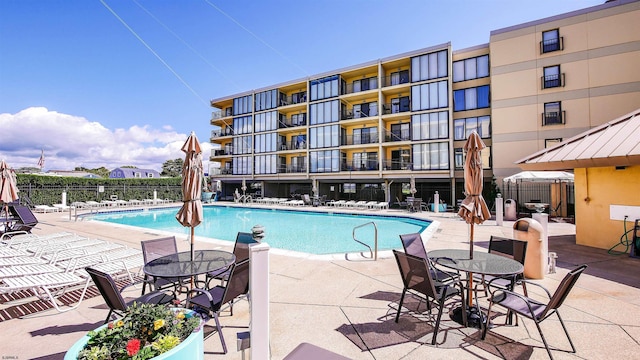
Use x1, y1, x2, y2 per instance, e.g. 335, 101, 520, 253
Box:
91, 206, 431, 255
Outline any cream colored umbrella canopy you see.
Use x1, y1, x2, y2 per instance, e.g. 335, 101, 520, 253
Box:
175, 132, 204, 260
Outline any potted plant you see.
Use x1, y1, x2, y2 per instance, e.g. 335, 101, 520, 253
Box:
65, 303, 204, 360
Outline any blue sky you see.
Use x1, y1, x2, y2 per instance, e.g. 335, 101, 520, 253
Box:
0, 0, 603, 172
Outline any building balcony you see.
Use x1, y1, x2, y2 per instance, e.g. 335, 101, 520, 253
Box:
541, 111, 566, 126
381, 128, 411, 142
211, 149, 233, 157
341, 160, 380, 172
277, 165, 307, 174
381, 102, 411, 115
341, 133, 379, 146
211, 128, 234, 139
278, 140, 307, 151
278, 116, 307, 129
381, 74, 410, 88
381, 160, 413, 171
541, 73, 565, 89
540, 37, 563, 54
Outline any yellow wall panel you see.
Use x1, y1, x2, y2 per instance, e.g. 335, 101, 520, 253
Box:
588, 52, 640, 87
587, 10, 640, 48
490, 33, 537, 67
492, 105, 538, 134
491, 70, 538, 100
574, 166, 640, 249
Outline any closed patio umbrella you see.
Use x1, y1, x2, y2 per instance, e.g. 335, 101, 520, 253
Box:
458, 131, 490, 308
175, 132, 204, 263
0, 160, 19, 229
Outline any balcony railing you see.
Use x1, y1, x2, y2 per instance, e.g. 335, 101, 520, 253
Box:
342, 107, 378, 120
278, 140, 307, 151
211, 128, 234, 139
381, 128, 411, 142
381, 102, 410, 115
540, 37, 563, 54
381, 74, 410, 87
209, 168, 233, 176
279, 93, 307, 106
341, 160, 380, 172
211, 149, 234, 157
541, 111, 566, 126
277, 165, 307, 174
341, 132, 379, 146
343, 81, 379, 95
541, 73, 565, 89
381, 160, 413, 171
278, 116, 307, 129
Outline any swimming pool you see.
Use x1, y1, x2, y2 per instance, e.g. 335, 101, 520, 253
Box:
90, 206, 431, 255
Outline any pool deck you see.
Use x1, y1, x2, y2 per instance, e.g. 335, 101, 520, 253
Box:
2, 203, 640, 359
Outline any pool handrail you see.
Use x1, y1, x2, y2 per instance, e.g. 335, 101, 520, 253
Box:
352, 221, 378, 260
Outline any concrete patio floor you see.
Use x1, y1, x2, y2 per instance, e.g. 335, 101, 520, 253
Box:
1, 204, 639, 359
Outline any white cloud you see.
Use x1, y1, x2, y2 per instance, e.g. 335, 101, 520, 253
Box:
0, 107, 213, 172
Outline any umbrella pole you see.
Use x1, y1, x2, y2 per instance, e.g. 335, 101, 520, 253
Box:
468, 222, 475, 307
190, 226, 195, 289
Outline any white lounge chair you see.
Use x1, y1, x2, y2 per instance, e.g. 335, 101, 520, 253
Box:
34, 205, 60, 213
0, 272, 91, 313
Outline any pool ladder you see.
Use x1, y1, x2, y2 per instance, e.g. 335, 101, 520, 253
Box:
352, 221, 378, 260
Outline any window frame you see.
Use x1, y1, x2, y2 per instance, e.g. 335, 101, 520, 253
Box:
542, 65, 562, 89
542, 101, 564, 125
541, 29, 562, 54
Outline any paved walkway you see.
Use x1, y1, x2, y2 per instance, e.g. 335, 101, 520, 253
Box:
1, 204, 639, 359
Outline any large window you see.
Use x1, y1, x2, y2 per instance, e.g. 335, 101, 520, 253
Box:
453, 55, 489, 82
352, 127, 378, 145
352, 102, 378, 118
255, 89, 278, 111
412, 142, 449, 170
255, 155, 277, 174
309, 100, 340, 125
233, 136, 252, 155
233, 95, 252, 115
310, 125, 339, 149
351, 76, 378, 93
254, 133, 277, 153
411, 50, 448, 82
411, 80, 448, 111
543, 102, 564, 125
543, 65, 561, 89
453, 85, 490, 111
254, 111, 277, 132
541, 29, 561, 53
233, 156, 252, 175
454, 146, 491, 169
411, 111, 448, 140
454, 116, 491, 140
233, 116, 252, 135
310, 149, 340, 173
352, 152, 378, 171
390, 70, 409, 86
310, 75, 339, 101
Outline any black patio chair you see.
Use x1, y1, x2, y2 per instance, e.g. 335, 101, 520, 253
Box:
393, 250, 467, 345
474, 236, 528, 299
141, 236, 188, 295
482, 264, 588, 360
86, 267, 176, 324
185, 258, 250, 354
399, 233, 460, 285
205, 232, 257, 287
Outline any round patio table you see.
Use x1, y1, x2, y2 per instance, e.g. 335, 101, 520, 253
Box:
144, 250, 236, 279
428, 249, 524, 329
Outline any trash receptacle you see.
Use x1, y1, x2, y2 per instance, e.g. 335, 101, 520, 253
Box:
504, 199, 517, 220
513, 218, 545, 279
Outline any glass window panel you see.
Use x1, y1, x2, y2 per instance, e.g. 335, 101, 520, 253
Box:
430, 143, 439, 169
438, 112, 448, 138
428, 53, 438, 79
331, 125, 339, 147
453, 61, 464, 82
317, 102, 324, 123
420, 114, 429, 140
439, 142, 449, 169
429, 113, 438, 139
310, 128, 317, 148
370, 102, 378, 117
411, 57, 420, 82
412, 144, 422, 169
454, 90, 465, 111
411, 115, 421, 140
311, 83, 317, 101
324, 101, 332, 122
477, 85, 490, 108
420, 84, 429, 110
477, 55, 489, 78
411, 86, 421, 111
438, 50, 447, 77
465, 58, 476, 80
465, 88, 477, 109
420, 55, 428, 81
466, 117, 478, 138
429, 82, 438, 109
331, 78, 338, 96
454, 119, 465, 140
438, 81, 448, 108
331, 100, 339, 122
479, 116, 491, 138
324, 126, 331, 147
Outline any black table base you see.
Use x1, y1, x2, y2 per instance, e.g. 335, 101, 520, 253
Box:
451, 306, 486, 329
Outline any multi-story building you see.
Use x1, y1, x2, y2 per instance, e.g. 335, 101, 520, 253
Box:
210, 0, 640, 206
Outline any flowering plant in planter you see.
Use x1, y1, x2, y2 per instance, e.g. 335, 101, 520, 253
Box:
76, 303, 201, 360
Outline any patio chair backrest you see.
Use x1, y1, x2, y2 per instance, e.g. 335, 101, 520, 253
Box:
543, 264, 587, 316
10, 204, 38, 226
221, 259, 250, 305
86, 267, 127, 312
488, 236, 528, 265
399, 233, 428, 259
141, 236, 178, 264
233, 232, 258, 263
393, 250, 438, 299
